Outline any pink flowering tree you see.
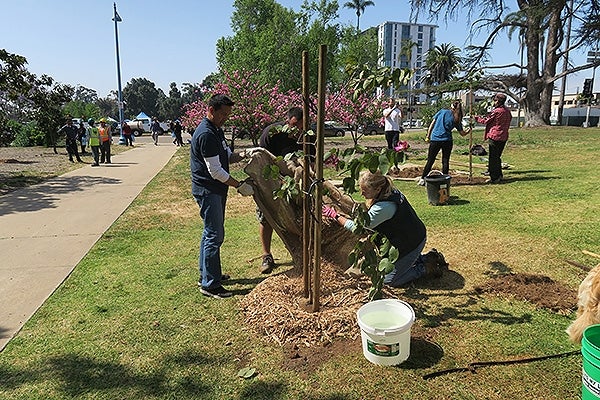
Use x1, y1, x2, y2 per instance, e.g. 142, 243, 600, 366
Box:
324, 88, 383, 145
182, 70, 303, 146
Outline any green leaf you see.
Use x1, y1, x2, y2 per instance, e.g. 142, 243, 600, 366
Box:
379, 258, 395, 273
378, 154, 390, 174
237, 367, 256, 379
388, 246, 399, 263
380, 238, 391, 255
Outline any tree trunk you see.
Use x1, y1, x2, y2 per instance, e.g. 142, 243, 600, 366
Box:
522, 3, 564, 127
243, 148, 360, 272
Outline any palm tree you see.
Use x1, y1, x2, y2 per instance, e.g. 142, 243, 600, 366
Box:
424, 43, 462, 86
343, 0, 375, 31
399, 39, 418, 67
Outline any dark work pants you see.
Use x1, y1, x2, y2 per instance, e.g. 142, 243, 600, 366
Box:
488, 139, 507, 181
422, 140, 453, 178
100, 141, 111, 163
66, 139, 81, 161
90, 146, 100, 165
385, 130, 400, 149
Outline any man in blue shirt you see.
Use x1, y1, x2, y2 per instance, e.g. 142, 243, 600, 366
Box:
191, 94, 254, 299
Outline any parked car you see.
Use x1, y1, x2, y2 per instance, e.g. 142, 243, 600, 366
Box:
402, 119, 422, 128
125, 118, 170, 137
310, 121, 348, 137
358, 123, 385, 135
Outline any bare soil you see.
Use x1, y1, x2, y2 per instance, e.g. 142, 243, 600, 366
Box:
0, 146, 93, 196
474, 273, 576, 314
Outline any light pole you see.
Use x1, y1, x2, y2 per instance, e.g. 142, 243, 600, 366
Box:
113, 3, 125, 144
585, 47, 598, 128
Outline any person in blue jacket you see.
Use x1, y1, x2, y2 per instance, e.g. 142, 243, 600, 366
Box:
418, 100, 470, 186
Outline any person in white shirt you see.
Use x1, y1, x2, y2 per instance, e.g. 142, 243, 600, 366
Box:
383, 99, 402, 149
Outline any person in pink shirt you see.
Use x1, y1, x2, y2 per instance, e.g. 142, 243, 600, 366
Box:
475, 93, 512, 183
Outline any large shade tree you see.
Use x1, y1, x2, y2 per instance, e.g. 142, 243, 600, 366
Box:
122, 78, 160, 119
216, 0, 343, 93
0, 49, 72, 148
411, 0, 600, 126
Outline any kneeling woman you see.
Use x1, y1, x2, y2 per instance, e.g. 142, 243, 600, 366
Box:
323, 170, 443, 287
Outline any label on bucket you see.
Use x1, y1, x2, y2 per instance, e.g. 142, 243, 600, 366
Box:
438, 188, 449, 204
366, 339, 400, 357
583, 368, 600, 397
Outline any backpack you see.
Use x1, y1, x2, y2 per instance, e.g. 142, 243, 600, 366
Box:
470, 144, 487, 156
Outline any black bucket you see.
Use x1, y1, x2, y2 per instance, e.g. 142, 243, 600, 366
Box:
424, 174, 451, 205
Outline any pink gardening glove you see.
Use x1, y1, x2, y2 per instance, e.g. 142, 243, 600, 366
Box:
322, 205, 338, 219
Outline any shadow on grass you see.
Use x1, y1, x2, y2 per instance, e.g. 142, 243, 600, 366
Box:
398, 338, 445, 370
486, 260, 512, 276
403, 263, 533, 328
447, 196, 470, 205
0, 350, 231, 398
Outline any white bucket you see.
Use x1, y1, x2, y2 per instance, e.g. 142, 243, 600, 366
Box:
356, 299, 415, 366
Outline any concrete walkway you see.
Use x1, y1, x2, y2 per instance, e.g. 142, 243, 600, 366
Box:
0, 142, 178, 351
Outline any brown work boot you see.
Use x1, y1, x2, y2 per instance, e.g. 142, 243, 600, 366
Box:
260, 254, 276, 274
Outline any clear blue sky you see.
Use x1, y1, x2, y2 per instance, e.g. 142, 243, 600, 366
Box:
0, 0, 592, 98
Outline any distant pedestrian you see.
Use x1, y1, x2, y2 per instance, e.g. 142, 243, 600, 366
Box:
98, 118, 112, 164
57, 117, 82, 163
383, 99, 403, 149
174, 120, 184, 146
122, 122, 133, 146
475, 93, 512, 184
151, 117, 161, 146
77, 121, 88, 154
87, 119, 101, 166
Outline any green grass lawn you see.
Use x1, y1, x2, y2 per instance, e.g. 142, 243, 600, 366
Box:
0, 127, 598, 399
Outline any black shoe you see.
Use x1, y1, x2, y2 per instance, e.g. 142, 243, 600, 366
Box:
199, 285, 233, 299
486, 177, 502, 184
260, 254, 276, 274
423, 249, 448, 279
91, 163, 100, 167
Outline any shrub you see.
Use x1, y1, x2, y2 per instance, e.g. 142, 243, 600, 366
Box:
0, 119, 18, 147
11, 121, 46, 147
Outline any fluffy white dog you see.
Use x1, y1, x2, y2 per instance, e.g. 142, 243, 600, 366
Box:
567, 264, 600, 343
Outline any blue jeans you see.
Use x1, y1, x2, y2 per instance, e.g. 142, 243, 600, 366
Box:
194, 192, 226, 289
384, 237, 427, 287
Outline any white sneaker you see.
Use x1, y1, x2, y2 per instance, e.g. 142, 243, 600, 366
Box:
417, 178, 425, 186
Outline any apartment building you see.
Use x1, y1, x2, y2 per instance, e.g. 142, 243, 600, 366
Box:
377, 21, 437, 101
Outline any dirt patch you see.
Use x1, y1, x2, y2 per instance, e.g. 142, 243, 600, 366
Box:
0, 146, 86, 196
387, 162, 488, 185
474, 273, 577, 313
281, 338, 362, 375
